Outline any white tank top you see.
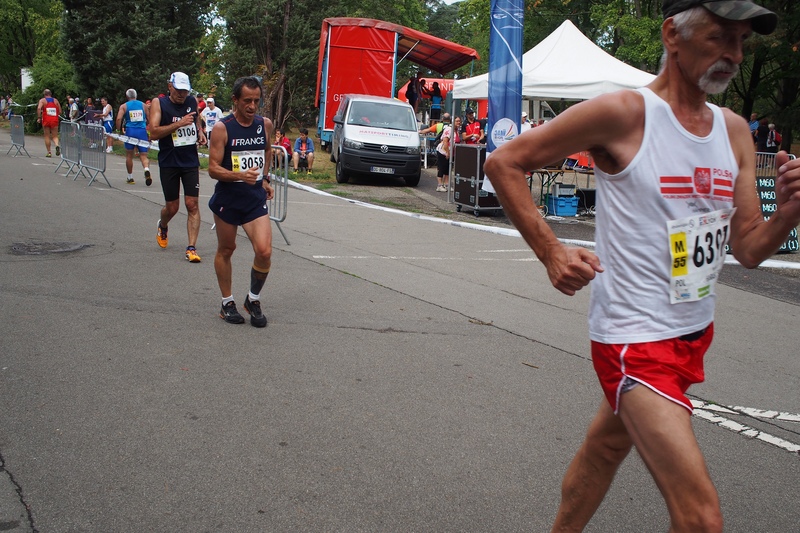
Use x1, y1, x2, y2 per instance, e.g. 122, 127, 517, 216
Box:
588, 88, 738, 344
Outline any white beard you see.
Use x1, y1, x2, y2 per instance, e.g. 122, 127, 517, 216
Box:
699, 60, 739, 95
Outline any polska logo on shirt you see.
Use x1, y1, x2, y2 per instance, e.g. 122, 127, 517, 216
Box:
659, 167, 733, 201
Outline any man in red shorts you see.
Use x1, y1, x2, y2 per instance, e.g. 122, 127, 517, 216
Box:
484, 1, 798, 531
36, 89, 61, 157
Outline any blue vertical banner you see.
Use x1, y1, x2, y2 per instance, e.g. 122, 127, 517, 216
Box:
483, 0, 524, 192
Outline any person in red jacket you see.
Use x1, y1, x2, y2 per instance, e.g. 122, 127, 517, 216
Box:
37, 89, 62, 157
273, 128, 292, 168
462, 108, 483, 144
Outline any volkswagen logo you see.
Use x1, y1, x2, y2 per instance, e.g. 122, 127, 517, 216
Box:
380, 145, 389, 153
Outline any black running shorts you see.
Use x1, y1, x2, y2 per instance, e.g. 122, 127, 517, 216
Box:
159, 167, 200, 202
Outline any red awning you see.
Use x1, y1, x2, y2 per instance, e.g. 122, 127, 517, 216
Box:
321, 18, 480, 75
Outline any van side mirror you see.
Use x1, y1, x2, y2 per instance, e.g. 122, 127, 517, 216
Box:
333, 116, 343, 124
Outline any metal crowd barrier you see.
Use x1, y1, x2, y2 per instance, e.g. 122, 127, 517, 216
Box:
78, 123, 110, 186
207, 143, 291, 245
755, 151, 782, 177
55, 121, 82, 177
6, 115, 30, 157
269, 145, 290, 245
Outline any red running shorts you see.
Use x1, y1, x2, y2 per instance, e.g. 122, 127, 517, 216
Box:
591, 323, 714, 414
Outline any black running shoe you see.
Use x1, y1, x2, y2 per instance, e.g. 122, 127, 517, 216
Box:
220, 301, 245, 324
55, 145, 60, 156
144, 168, 152, 187
243, 296, 267, 328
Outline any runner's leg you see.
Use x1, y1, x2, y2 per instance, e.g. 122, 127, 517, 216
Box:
241, 214, 273, 272
185, 195, 200, 248
551, 400, 632, 532
212, 214, 238, 298
617, 386, 722, 533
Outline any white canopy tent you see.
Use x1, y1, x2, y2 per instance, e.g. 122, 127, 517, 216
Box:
452, 20, 656, 101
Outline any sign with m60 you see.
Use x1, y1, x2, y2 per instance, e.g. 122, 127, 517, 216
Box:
757, 176, 799, 253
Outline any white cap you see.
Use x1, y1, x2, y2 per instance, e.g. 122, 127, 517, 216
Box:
522, 111, 528, 117
169, 72, 192, 91
207, 97, 214, 103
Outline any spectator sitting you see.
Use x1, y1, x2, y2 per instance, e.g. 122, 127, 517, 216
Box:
292, 128, 315, 173
273, 128, 292, 167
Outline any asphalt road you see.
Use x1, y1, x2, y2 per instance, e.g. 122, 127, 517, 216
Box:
1, 128, 798, 532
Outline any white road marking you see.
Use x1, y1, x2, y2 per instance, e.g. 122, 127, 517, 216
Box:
476, 249, 532, 253
289, 181, 800, 270
692, 401, 800, 454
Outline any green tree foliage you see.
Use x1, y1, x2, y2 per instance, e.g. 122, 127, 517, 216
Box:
0, 0, 62, 93
216, 0, 312, 127
30, 0, 796, 147
728, 1, 800, 149
194, 16, 227, 105
450, 0, 604, 80
60, 0, 211, 106
2, 1, 77, 132
217, 0, 428, 129
589, 0, 662, 72
425, 1, 460, 43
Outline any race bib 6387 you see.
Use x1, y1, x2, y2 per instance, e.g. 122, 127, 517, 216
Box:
667, 208, 736, 304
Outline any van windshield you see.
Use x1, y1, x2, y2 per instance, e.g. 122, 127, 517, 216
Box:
347, 101, 416, 131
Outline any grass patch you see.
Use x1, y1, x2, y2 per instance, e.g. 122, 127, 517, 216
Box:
368, 198, 423, 212
294, 171, 335, 183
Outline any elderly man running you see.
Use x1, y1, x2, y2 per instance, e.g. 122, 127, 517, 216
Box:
484, 1, 797, 531
116, 89, 152, 186
36, 89, 61, 157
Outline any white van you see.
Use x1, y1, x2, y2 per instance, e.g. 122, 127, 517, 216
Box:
522, 101, 557, 124
331, 95, 421, 186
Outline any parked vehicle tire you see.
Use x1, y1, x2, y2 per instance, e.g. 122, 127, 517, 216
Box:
335, 157, 349, 184
404, 171, 421, 187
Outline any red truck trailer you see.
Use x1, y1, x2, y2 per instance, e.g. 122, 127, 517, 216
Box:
315, 18, 478, 150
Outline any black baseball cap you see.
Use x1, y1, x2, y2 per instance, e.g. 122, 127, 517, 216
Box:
662, 0, 777, 35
